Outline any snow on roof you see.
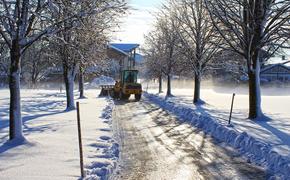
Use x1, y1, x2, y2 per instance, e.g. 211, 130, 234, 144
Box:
282, 61, 290, 67
267, 57, 285, 65
108, 44, 128, 56
261, 62, 290, 73
109, 43, 140, 53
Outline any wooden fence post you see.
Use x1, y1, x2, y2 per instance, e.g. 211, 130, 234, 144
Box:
228, 93, 236, 125
76, 102, 85, 178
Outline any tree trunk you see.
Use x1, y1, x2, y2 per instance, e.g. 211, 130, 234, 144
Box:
9, 41, 24, 140
31, 62, 37, 89
248, 59, 262, 119
193, 74, 201, 104
166, 74, 172, 97
78, 67, 85, 99
158, 75, 163, 93
61, 25, 76, 110
64, 70, 75, 111
31, 76, 37, 89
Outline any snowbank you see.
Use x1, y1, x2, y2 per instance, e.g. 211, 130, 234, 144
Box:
144, 92, 290, 179
89, 76, 115, 88
85, 98, 119, 180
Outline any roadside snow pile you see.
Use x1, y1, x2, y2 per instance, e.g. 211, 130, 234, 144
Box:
85, 99, 119, 180
144, 92, 290, 179
89, 76, 115, 88
101, 104, 113, 120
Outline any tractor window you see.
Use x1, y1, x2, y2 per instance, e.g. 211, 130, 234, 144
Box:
124, 71, 138, 83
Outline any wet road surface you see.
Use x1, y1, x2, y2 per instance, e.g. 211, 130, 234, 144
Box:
111, 98, 270, 180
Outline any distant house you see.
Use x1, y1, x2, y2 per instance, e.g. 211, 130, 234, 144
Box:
108, 43, 140, 71
260, 61, 290, 82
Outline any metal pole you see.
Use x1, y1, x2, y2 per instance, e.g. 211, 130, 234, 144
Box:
228, 93, 236, 125
76, 102, 85, 178
133, 48, 136, 68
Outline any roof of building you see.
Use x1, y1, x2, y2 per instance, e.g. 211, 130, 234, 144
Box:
267, 57, 289, 65
109, 43, 140, 53
283, 61, 290, 67
261, 62, 290, 74
108, 44, 128, 56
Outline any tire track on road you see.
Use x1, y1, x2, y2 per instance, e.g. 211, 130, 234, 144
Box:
111, 98, 270, 180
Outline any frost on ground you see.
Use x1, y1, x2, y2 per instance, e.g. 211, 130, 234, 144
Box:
0, 89, 118, 180
145, 86, 290, 179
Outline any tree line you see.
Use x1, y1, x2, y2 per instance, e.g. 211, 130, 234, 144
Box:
0, 0, 128, 141
144, 0, 290, 120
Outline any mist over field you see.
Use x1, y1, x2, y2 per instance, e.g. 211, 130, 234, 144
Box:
144, 79, 290, 96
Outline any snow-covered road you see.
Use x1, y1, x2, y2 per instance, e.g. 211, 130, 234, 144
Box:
111, 98, 270, 179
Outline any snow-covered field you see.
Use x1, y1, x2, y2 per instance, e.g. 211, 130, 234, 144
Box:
0, 89, 117, 180
145, 83, 290, 178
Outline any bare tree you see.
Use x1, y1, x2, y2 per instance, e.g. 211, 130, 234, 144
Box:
0, 0, 70, 140
0, 0, 127, 140
211, 50, 247, 82
22, 40, 54, 88
0, 40, 9, 84
169, 0, 221, 104
54, 1, 126, 110
145, 13, 181, 97
74, 14, 114, 99
205, 0, 290, 119
144, 36, 163, 93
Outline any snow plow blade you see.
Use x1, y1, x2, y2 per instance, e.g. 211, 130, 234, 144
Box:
99, 85, 114, 97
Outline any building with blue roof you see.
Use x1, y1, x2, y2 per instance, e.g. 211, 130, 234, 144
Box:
107, 43, 141, 72
109, 43, 140, 53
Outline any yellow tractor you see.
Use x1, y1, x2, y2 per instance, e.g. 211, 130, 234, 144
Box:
113, 70, 142, 101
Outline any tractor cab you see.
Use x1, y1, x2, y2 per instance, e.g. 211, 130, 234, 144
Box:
122, 70, 138, 84
113, 70, 142, 101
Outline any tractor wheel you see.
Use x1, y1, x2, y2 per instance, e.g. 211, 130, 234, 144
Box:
112, 91, 118, 99
120, 92, 130, 100
135, 94, 141, 101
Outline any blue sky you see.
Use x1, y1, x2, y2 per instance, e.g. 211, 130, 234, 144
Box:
112, 0, 164, 45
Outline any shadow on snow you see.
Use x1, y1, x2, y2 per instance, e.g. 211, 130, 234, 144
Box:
0, 91, 67, 153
